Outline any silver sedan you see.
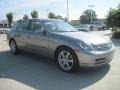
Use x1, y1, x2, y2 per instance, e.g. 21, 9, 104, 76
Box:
7, 19, 115, 72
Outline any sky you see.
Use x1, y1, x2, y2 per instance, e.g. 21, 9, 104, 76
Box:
0, 0, 120, 21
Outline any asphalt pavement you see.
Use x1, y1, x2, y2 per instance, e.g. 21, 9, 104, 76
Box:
0, 34, 120, 90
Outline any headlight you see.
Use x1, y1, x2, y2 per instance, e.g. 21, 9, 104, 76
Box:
78, 41, 93, 52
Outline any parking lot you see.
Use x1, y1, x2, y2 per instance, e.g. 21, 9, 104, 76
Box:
0, 34, 120, 90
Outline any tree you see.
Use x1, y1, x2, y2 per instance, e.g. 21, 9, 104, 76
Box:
31, 10, 39, 18
48, 12, 56, 19
106, 5, 120, 29
6, 12, 13, 28
56, 15, 63, 20
63, 17, 68, 22
118, 4, 120, 8
80, 9, 97, 24
106, 9, 117, 28
48, 12, 67, 22
23, 14, 29, 20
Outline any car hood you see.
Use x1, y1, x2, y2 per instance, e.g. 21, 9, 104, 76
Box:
91, 30, 112, 39
53, 31, 110, 45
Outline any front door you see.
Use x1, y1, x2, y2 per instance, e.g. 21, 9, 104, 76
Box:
26, 20, 49, 56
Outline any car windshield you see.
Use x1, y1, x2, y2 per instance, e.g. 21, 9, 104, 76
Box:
41, 20, 78, 32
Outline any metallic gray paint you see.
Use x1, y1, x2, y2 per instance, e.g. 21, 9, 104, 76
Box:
7, 19, 115, 68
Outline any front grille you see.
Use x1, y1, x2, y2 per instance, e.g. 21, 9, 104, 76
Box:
94, 43, 112, 51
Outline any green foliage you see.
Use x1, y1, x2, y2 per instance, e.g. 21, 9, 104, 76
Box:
56, 15, 63, 20
48, 12, 63, 19
80, 9, 97, 24
48, 12, 67, 22
113, 30, 120, 39
23, 14, 29, 20
48, 12, 57, 19
106, 5, 120, 29
31, 10, 39, 18
6, 12, 13, 28
63, 17, 68, 22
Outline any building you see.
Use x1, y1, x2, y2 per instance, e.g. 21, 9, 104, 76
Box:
71, 20, 80, 26
0, 20, 9, 28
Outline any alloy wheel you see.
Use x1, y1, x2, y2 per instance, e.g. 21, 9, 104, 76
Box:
58, 50, 74, 71
10, 41, 17, 54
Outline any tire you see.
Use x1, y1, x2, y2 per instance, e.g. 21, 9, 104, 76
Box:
9, 40, 18, 54
55, 47, 79, 73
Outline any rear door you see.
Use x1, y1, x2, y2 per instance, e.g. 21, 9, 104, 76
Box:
13, 20, 30, 51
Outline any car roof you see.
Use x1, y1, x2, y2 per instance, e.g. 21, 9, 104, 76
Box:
31, 18, 62, 21
17, 18, 63, 22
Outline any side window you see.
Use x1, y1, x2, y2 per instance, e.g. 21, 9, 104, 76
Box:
12, 22, 19, 30
44, 22, 56, 31
31, 21, 44, 32
19, 21, 29, 31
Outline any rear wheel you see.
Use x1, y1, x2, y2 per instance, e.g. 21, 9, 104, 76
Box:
55, 47, 79, 73
9, 40, 18, 54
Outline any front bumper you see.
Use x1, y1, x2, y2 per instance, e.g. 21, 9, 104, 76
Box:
76, 45, 115, 67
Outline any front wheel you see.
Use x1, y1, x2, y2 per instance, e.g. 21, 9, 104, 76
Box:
9, 40, 18, 54
56, 47, 79, 73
